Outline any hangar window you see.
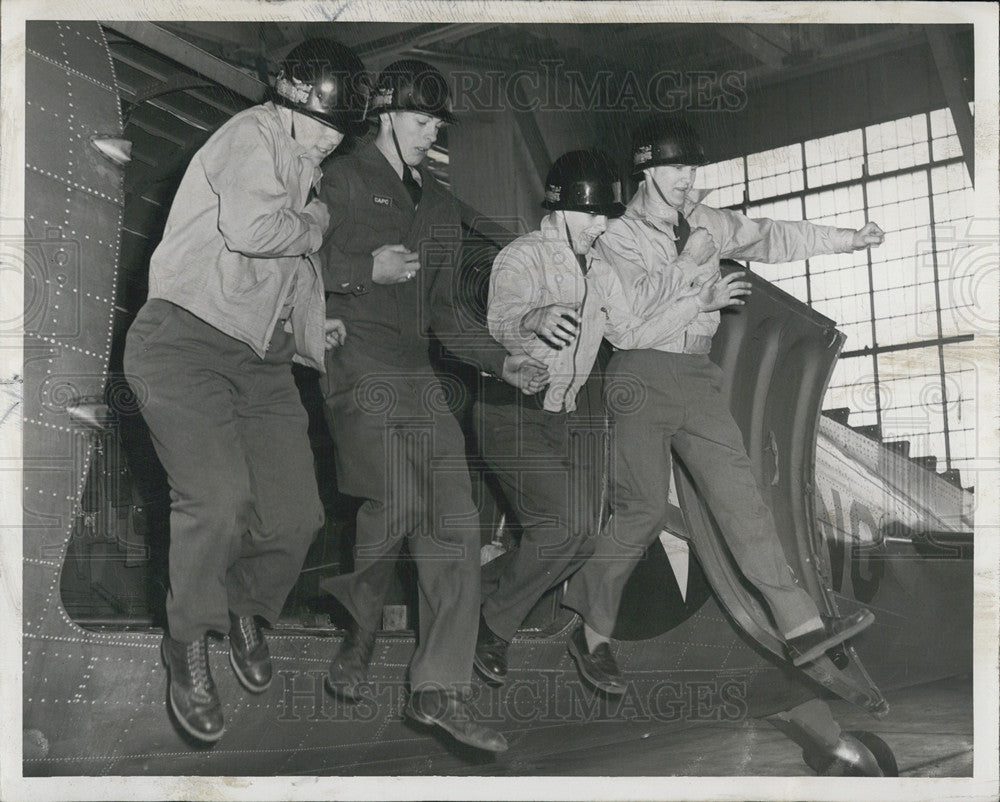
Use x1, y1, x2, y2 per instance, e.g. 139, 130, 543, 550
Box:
699, 106, 977, 485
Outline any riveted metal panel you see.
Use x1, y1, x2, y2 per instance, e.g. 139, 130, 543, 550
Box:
22, 21, 125, 742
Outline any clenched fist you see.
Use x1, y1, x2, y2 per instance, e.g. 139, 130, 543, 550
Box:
681, 227, 717, 265
303, 198, 330, 235
852, 222, 885, 250
372, 244, 420, 284
324, 318, 346, 349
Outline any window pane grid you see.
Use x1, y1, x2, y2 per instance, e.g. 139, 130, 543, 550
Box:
746, 144, 804, 201
706, 106, 976, 483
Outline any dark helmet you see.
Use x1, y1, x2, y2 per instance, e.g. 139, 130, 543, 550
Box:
272, 38, 369, 132
630, 116, 706, 175
542, 149, 625, 218
370, 59, 456, 124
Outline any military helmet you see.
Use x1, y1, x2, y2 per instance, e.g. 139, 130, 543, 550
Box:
542, 149, 625, 218
630, 116, 706, 175
370, 59, 456, 124
273, 38, 369, 133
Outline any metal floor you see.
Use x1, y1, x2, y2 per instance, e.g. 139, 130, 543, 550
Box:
493, 674, 973, 777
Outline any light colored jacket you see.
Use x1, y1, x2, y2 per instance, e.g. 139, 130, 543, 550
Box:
147, 102, 328, 371
596, 183, 858, 354
488, 214, 705, 412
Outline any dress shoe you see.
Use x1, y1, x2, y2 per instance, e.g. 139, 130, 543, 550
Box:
228, 611, 272, 693
567, 626, 626, 695
404, 689, 508, 752
325, 623, 376, 701
473, 615, 509, 685
161, 633, 225, 743
786, 610, 875, 667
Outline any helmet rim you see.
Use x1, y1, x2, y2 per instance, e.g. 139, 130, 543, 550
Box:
541, 149, 625, 218
272, 38, 370, 133
630, 117, 707, 175
370, 59, 457, 124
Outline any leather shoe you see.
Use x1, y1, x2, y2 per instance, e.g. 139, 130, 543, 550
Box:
228, 611, 272, 693
473, 615, 509, 685
325, 622, 376, 701
161, 633, 225, 743
567, 626, 626, 695
405, 689, 508, 752
786, 609, 875, 667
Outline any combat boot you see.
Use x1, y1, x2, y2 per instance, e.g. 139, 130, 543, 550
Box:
228, 611, 272, 693
325, 622, 376, 701
161, 633, 224, 742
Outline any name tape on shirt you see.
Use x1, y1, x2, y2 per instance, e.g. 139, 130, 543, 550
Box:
372, 194, 393, 207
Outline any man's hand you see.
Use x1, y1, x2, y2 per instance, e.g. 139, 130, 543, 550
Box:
303, 198, 331, 235
682, 227, 717, 265
852, 222, 885, 250
501, 353, 550, 395
372, 244, 420, 284
697, 271, 752, 312
324, 318, 346, 349
520, 304, 581, 349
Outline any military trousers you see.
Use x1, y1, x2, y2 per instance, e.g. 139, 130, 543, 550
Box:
124, 299, 324, 642
563, 349, 820, 638
474, 375, 605, 642
319, 345, 481, 692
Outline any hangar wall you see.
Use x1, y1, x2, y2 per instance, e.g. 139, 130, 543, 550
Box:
446, 30, 971, 223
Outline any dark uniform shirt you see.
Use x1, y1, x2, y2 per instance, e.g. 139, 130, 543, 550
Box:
320, 140, 507, 374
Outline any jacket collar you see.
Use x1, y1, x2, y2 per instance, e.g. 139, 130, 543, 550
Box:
539, 212, 569, 242
263, 102, 320, 165
356, 139, 438, 205
539, 213, 602, 270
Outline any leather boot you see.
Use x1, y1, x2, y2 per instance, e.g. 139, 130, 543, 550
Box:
161, 633, 224, 742
473, 614, 509, 685
567, 626, 627, 695
228, 611, 272, 693
405, 689, 508, 752
325, 622, 376, 701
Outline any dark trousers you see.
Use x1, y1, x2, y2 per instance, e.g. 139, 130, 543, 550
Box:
563, 349, 819, 638
319, 346, 481, 692
474, 381, 604, 642
123, 299, 324, 642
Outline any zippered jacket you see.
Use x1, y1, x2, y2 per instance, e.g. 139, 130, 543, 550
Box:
488, 214, 707, 412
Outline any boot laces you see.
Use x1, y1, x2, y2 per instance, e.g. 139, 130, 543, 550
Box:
239, 616, 261, 651
185, 638, 211, 690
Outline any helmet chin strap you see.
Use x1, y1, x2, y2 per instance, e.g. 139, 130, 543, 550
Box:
388, 114, 410, 177
647, 173, 676, 208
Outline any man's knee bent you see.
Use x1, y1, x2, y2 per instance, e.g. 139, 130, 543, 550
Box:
611, 494, 671, 541
178, 486, 253, 540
